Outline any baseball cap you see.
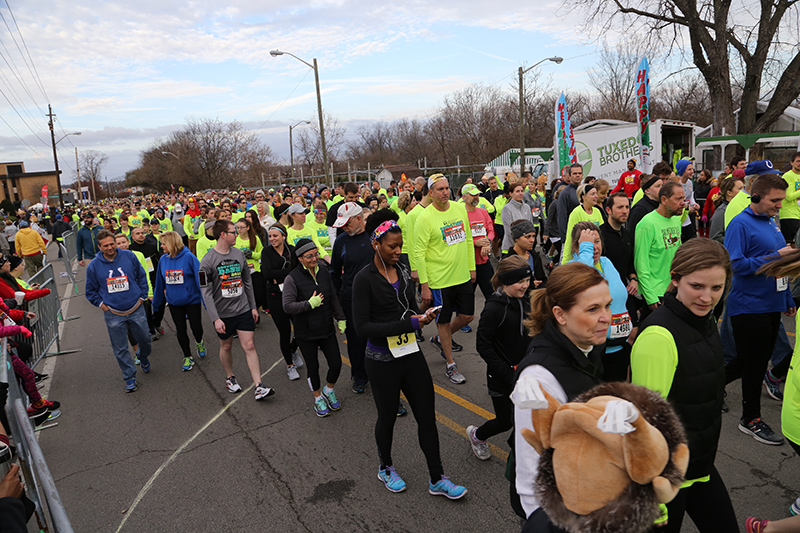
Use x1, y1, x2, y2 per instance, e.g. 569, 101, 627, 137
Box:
18, 220, 29, 228
333, 202, 363, 228
273, 204, 291, 219
427, 173, 447, 190
287, 204, 309, 216
731, 169, 746, 179
461, 183, 481, 197
745, 160, 781, 176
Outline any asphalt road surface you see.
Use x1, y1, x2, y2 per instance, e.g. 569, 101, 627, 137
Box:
32, 249, 800, 533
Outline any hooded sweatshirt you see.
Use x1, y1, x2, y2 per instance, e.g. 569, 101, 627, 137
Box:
476, 290, 531, 395
500, 198, 533, 252
153, 247, 203, 312
85, 249, 149, 311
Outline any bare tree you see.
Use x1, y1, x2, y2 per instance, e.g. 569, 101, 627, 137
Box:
77, 150, 108, 201
296, 112, 347, 173
584, 44, 647, 121
568, 0, 800, 134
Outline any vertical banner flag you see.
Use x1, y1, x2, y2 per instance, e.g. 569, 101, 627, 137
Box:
635, 57, 652, 173
555, 93, 578, 173
41, 185, 48, 205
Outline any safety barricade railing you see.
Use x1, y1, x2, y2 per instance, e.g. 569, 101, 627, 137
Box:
0, 338, 75, 533
22, 263, 81, 370
62, 230, 78, 265
57, 231, 81, 297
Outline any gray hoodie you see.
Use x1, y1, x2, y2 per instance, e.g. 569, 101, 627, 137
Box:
501, 198, 534, 252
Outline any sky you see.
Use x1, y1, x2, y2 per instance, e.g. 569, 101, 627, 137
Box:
0, 0, 653, 181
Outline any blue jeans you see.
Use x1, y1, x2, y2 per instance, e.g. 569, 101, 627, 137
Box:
721, 309, 792, 367
104, 305, 151, 381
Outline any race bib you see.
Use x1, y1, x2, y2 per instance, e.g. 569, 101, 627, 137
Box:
221, 279, 243, 298
609, 312, 632, 339
107, 276, 129, 293
443, 222, 466, 246
777, 276, 789, 292
165, 269, 184, 285
470, 221, 487, 237
387, 332, 418, 358
248, 262, 255, 274
145, 257, 154, 273
531, 208, 541, 219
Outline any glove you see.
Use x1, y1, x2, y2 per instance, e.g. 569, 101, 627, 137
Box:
597, 399, 639, 435
19, 326, 32, 338
308, 294, 323, 309
701, 215, 708, 223
338, 320, 346, 334
243, 249, 253, 259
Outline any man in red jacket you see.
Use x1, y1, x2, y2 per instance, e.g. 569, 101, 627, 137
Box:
610, 159, 643, 199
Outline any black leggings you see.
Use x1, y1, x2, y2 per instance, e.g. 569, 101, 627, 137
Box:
268, 293, 297, 365
474, 395, 513, 442
658, 465, 738, 533
365, 351, 444, 482
297, 334, 341, 392
251, 271, 267, 310
168, 303, 204, 358
727, 312, 781, 422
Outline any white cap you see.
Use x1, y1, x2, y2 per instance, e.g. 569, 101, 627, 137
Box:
332, 202, 363, 228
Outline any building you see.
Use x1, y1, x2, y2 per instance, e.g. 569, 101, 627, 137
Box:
0, 162, 61, 206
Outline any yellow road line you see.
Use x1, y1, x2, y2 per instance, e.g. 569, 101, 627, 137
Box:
435, 412, 509, 461
432, 383, 494, 419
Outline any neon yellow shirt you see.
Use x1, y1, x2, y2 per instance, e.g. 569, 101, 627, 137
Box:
783, 313, 800, 445
780, 169, 800, 220
287, 225, 327, 256
724, 190, 751, 229
406, 203, 425, 271
235, 235, 263, 273
306, 219, 332, 253
413, 201, 475, 288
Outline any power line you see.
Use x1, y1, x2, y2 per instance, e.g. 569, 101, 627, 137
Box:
253, 69, 312, 132
3, 0, 48, 103
0, 112, 47, 160
0, 44, 45, 115
0, 85, 50, 147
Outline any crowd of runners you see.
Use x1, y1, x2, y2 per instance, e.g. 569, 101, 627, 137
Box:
3, 153, 800, 531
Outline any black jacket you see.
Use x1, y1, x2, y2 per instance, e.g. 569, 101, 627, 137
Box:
352, 260, 420, 351
600, 222, 634, 282
282, 264, 344, 340
476, 291, 532, 395
261, 243, 297, 296
51, 220, 72, 241
628, 195, 659, 241
506, 247, 547, 288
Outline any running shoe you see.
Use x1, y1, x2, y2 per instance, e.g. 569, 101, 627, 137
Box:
254, 383, 275, 401
451, 339, 464, 352
314, 396, 330, 417
446, 363, 466, 384
466, 425, 491, 460
125, 378, 137, 393
739, 418, 784, 445
790, 496, 800, 516
722, 390, 729, 413
292, 351, 304, 368
182, 357, 194, 372
134, 350, 140, 365
34, 372, 49, 383
352, 381, 367, 394
157, 327, 165, 336
322, 388, 341, 411
460, 325, 472, 333
287, 365, 300, 381
763, 370, 784, 401
745, 517, 769, 533
196, 340, 206, 359
430, 335, 444, 356
397, 401, 407, 417
140, 358, 151, 373
378, 466, 407, 493
46, 410, 61, 422
150, 332, 160, 342
415, 330, 424, 343
226, 376, 242, 393
428, 476, 467, 500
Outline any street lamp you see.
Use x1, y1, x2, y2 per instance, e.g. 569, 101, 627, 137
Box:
518, 57, 563, 174
48, 120, 81, 208
289, 121, 311, 179
271, 49, 330, 186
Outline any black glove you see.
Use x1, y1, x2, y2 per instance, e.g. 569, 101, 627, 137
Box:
243, 249, 253, 259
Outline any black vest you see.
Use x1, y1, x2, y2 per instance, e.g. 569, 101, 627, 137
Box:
287, 265, 335, 340
515, 319, 604, 402
638, 292, 725, 479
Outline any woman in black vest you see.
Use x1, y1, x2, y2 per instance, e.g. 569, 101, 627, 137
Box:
282, 238, 346, 418
512, 262, 611, 531
352, 209, 467, 499
262, 223, 301, 380
631, 238, 737, 532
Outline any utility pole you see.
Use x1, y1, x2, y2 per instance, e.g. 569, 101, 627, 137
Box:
75, 147, 80, 202
46, 105, 64, 208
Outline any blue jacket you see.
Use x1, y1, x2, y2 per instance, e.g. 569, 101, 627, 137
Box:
76, 224, 100, 261
85, 249, 149, 311
152, 247, 204, 312
725, 206, 793, 316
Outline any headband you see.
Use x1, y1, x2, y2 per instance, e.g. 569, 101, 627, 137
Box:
269, 225, 286, 236
498, 266, 532, 286
371, 220, 399, 242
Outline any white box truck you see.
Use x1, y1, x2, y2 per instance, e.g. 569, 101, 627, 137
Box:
534, 118, 696, 187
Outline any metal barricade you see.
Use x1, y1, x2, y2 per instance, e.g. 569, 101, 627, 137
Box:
57, 231, 81, 297
24, 263, 81, 370
0, 338, 74, 532
62, 231, 78, 265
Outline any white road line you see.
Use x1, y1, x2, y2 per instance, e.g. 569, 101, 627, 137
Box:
115, 357, 283, 533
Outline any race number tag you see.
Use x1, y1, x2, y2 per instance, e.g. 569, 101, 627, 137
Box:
165, 269, 184, 285
248, 262, 255, 274
531, 208, 541, 219
609, 312, 632, 339
221, 279, 243, 298
777, 276, 789, 292
443, 222, 466, 246
470, 221, 487, 237
106, 276, 129, 293
145, 257, 154, 273
387, 332, 418, 358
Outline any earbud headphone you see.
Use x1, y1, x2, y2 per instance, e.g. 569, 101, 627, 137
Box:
751, 193, 761, 203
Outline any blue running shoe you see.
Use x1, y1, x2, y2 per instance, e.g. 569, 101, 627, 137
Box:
314, 396, 330, 417
378, 466, 407, 493
322, 388, 341, 411
196, 340, 206, 359
460, 325, 472, 333
429, 476, 467, 499
140, 358, 151, 373
182, 357, 194, 372
125, 378, 137, 393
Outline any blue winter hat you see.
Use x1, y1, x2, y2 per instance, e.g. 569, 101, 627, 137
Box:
18, 220, 29, 228
675, 159, 692, 177
745, 160, 781, 176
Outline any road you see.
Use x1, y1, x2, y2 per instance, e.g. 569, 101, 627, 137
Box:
33, 248, 800, 532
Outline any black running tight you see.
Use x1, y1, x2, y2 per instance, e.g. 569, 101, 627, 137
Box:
365, 351, 444, 482
658, 465, 739, 533
268, 294, 297, 365
296, 334, 341, 392
168, 303, 204, 359
474, 395, 513, 442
